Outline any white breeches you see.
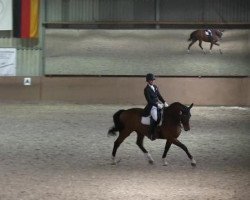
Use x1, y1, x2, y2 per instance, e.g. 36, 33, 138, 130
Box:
150, 106, 158, 121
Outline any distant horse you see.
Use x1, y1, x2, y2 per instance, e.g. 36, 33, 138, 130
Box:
187, 29, 223, 53
108, 102, 196, 166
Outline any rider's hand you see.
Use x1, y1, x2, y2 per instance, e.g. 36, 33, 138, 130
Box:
164, 102, 169, 107
157, 103, 164, 109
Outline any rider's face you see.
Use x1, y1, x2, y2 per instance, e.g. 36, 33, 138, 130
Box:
148, 80, 154, 85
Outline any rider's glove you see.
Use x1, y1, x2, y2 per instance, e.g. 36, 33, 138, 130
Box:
157, 103, 164, 109
164, 102, 169, 107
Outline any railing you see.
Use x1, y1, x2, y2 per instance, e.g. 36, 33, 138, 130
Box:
44, 21, 250, 29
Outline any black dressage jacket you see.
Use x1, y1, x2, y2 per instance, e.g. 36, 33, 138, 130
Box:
143, 84, 165, 117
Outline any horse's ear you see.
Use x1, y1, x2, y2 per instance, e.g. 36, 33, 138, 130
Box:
189, 103, 193, 109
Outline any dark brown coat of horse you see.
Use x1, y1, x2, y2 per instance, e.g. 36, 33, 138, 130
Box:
108, 102, 196, 166
187, 29, 223, 53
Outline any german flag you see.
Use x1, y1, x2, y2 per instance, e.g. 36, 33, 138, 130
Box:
13, 0, 40, 38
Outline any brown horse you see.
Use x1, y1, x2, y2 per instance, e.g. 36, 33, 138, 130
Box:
108, 102, 196, 166
187, 29, 223, 53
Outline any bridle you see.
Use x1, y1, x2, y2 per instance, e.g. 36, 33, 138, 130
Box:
179, 108, 191, 130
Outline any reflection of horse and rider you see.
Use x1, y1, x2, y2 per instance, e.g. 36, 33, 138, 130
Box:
188, 29, 224, 53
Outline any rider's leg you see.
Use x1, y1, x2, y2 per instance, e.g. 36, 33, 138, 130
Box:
150, 106, 158, 140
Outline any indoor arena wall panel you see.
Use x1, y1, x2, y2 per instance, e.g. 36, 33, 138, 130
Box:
1, 77, 249, 106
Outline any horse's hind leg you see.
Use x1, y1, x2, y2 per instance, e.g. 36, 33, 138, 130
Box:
162, 140, 172, 166
172, 139, 196, 166
111, 129, 130, 165
136, 133, 154, 164
187, 39, 197, 53
198, 40, 205, 53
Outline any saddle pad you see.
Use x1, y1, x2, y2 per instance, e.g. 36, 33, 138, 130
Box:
141, 109, 163, 126
141, 116, 151, 125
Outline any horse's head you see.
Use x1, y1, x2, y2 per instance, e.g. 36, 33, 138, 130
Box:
164, 102, 193, 131
179, 103, 193, 131
215, 29, 224, 38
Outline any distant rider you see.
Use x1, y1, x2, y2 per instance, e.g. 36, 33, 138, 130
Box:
205, 29, 213, 41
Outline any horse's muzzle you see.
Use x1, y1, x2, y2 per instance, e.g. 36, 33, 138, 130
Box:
183, 124, 190, 131
180, 124, 190, 131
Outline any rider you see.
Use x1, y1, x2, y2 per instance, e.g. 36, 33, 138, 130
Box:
205, 29, 213, 41
143, 73, 168, 140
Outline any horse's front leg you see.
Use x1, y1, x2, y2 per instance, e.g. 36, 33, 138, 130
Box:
162, 140, 172, 166
214, 42, 222, 54
172, 139, 196, 166
209, 42, 214, 53
136, 133, 154, 164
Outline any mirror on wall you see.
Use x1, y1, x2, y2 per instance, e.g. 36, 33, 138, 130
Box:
45, 29, 250, 76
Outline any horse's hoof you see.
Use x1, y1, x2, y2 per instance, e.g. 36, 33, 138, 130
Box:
162, 158, 168, 166
111, 157, 121, 165
111, 160, 121, 165
148, 160, 154, 165
191, 158, 196, 167
144, 153, 154, 164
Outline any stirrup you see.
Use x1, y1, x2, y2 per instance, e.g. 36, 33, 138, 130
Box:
150, 135, 156, 141
149, 130, 156, 140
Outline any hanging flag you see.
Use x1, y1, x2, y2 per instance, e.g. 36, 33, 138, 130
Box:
0, 0, 12, 30
13, 0, 40, 38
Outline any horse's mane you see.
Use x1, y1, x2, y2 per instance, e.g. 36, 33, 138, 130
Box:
167, 102, 186, 110
163, 102, 185, 116
162, 102, 190, 125
165, 102, 191, 115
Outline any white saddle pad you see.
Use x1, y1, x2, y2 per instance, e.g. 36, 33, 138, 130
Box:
141, 116, 151, 125
205, 31, 209, 36
141, 110, 163, 126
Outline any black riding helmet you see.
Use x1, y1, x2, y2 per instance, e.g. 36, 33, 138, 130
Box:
146, 73, 155, 82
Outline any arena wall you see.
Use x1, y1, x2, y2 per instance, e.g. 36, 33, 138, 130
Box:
0, 77, 249, 106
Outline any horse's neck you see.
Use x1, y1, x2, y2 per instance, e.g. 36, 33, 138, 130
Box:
163, 106, 182, 124
169, 102, 183, 112
214, 30, 221, 37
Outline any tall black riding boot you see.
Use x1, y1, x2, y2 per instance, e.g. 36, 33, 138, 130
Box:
150, 118, 157, 141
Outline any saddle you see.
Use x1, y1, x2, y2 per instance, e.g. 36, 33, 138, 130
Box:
141, 112, 164, 140
205, 30, 210, 36
141, 109, 164, 126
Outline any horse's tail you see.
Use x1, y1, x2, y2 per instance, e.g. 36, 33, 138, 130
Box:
188, 31, 196, 41
107, 109, 125, 136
